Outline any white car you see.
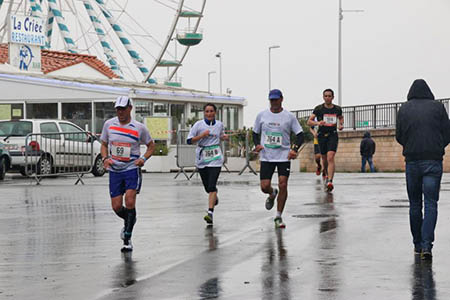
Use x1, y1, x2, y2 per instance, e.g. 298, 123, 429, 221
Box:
0, 119, 105, 177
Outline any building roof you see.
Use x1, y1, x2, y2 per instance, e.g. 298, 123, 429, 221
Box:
0, 44, 119, 79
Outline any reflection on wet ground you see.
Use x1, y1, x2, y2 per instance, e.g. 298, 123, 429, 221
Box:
261, 230, 290, 300
411, 258, 436, 300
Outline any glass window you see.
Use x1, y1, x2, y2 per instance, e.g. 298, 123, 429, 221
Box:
26, 103, 58, 119
0, 104, 24, 120
135, 100, 153, 123
94, 102, 115, 135
59, 122, 87, 142
189, 104, 203, 125
223, 106, 239, 130
62, 103, 92, 131
40, 122, 60, 140
0, 121, 32, 137
170, 104, 185, 144
153, 102, 168, 116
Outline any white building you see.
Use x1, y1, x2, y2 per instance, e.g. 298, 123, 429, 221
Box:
0, 44, 246, 145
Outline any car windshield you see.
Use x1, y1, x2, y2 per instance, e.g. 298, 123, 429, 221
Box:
0, 121, 33, 137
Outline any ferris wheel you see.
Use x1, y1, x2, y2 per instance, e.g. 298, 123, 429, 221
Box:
0, 0, 206, 85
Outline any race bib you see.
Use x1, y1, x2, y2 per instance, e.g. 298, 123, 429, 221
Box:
202, 145, 222, 163
111, 142, 131, 161
264, 132, 283, 148
323, 114, 337, 126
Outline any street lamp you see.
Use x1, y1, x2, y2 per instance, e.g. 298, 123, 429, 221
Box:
208, 71, 216, 93
215, 52, 222, 94
338, 0, 364, 106
268, 45, 280, 91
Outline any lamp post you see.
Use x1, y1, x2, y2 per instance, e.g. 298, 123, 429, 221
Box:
338, 0, 363, 106
215, 52, 222, 94
268, 45, 280, 91
208, 71, 216, 93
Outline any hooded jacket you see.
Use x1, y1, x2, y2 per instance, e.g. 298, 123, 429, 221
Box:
396, 79, 450, 162
360, 131, 376, 157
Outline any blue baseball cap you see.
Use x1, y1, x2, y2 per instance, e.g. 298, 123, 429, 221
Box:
268, 89, 283, 100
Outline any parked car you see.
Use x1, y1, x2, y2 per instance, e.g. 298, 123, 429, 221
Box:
0, 119, 105, 177
0, 141, 11, 180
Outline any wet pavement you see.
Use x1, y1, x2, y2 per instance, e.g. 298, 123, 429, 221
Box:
2, 172, 450, 299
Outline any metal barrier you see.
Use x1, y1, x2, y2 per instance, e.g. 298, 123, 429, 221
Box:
174, 129, 197, 180
24, 131, 96, 184
174, 129, 231, 180
293, 98, 450, 130
238, 130, 257, 176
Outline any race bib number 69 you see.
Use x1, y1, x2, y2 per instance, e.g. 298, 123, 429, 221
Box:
111, 142, 131, 161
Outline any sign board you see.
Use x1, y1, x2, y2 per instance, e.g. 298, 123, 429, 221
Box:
9, 15, 46, 46
9, 43, 42, 72
145, 117, 171, 140
0, 105, 11, 120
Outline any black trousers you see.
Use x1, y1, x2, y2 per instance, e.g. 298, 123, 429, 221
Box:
198, 167, 221, 193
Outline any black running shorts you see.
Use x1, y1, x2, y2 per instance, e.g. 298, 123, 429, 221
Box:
318, 132, 338, 155
314, 144, 320, 155
198, 167, 221, 193
260, 161, 291, 180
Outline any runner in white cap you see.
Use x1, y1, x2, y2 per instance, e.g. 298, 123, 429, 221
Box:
100, 96, 155, 252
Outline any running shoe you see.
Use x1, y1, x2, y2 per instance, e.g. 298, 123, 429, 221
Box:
121, 239, 133, 252
316, 165, 322, 176
421, 250, 432, 260
414, 247, 422, 255
326, 181, 334, 192
265, 188, 278, 210
274, 217, 286, 229
204, 212, 213, 225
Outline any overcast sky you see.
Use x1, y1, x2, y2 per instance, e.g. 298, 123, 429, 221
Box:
133, 1, 450, 125
156, 0, 450, 125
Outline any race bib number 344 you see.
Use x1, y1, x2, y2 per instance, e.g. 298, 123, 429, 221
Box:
111, 142, 131, 161
202, 145, 222, 163
264, 132, 283, 148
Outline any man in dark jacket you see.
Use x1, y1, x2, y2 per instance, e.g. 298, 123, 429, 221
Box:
396, 79, 450, 260
360, 131, 376, 172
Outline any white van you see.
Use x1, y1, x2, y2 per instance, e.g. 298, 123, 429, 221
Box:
0, 119, 105, 177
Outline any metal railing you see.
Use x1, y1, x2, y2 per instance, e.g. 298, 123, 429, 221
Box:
24, 131, 96, 184
292, 98, 450, 130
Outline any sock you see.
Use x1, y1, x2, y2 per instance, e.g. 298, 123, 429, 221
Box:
276, 211, 282, 218
114, 206, 126, 220
124, 208, 136, 240
208, 208, 214, 214
271, 188, 277, 197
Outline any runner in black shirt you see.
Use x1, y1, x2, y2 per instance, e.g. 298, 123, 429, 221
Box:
307, 89, 344, 191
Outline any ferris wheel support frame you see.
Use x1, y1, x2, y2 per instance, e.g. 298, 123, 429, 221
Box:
168, 0, 206, 81
95, 0, 150, 80
82, 0, 122, 77
144, 0, 185, 83
47, 0, 77, 52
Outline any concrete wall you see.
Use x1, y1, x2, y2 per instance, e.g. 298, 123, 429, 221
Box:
299, 129, 450, 172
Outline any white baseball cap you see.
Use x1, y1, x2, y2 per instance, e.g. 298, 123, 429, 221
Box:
114, 96, 133, 108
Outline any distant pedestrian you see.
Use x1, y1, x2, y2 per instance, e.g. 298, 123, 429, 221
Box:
396, 79, 450, 260
360, 131, 376, 172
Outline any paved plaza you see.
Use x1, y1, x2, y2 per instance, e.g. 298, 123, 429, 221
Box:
1, 172, 450, 299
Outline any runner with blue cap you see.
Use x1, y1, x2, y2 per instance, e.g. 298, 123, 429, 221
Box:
253, 89, 304, 228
